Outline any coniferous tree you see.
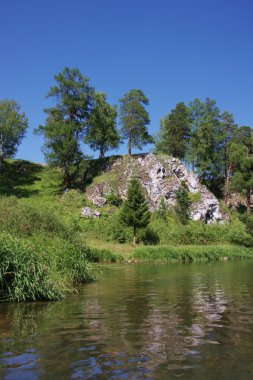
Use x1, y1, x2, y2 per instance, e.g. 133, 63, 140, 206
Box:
0, 99, 28, 167
156, 102, 191, 160
119, 89, 153, 155
120, 177, 151, 244
175, 184, 191, 224
85, 93, 120, 158
35, 67, 94, 188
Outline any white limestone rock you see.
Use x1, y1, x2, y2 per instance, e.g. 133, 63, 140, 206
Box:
85, 153, 226, 223
81, 207, 100, 218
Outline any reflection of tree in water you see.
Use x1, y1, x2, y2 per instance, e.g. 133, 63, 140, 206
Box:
1, 262, 253, 379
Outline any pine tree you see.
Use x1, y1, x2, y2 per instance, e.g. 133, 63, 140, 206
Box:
85, 93, 120, 158
156, 102, 191, 160
119, 89, 153, 155
120, 177, 151, 244
35, 67, 94, 188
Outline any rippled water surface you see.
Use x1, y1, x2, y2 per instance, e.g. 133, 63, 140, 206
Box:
1, 261, 253, 379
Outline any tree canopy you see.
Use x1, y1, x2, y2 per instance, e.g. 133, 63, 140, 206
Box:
119, 89, 153, 155
35, 67, 94, 188
0, 99, 28, 165
156, 102, 191, 160
85, 93, 120, 158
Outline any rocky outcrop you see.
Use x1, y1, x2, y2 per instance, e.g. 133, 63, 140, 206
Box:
81, 207, 100, 218
86, 153, 226, 223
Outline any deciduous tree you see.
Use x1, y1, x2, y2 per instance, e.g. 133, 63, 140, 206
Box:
0, 99, 28, 167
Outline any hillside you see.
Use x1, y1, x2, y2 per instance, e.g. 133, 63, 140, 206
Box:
86, 153, 225, 223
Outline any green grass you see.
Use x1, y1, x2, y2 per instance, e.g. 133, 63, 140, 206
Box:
131, 244, 253, 262
0, 161, 96, 302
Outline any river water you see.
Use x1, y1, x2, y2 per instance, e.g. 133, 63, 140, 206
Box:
1, 261, 253, 379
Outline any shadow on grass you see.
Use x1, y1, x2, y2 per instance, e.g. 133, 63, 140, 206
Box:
0, 160, 43, 197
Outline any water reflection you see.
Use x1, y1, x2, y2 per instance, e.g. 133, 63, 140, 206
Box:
1, 261, 253, 379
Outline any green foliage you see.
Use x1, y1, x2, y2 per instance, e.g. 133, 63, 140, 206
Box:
35, 67, 94, 188
188, 191, 201, 203
0, 99, 28, 164
0, 195, 96, 302
0, 196, 79, 239
119, 89, 153, 155
106, 193, 122, 207
157, 197, 168, 220
148, 212, 253, 247
0, 233, 95, 302
156, 102, 191, 160
120, 178, 151, 243
188, 97, 223, 182
85, 248, 124, 263
228, 127, 253, 211
175, 185, 191, 224
85, 92, 120, 158
131, 244, 253, 262
137, 227, 160, 245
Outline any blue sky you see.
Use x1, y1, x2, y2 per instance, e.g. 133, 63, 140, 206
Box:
1, 0, 253, 163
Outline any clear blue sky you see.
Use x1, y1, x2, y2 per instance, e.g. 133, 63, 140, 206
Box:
1, 0, 253, 163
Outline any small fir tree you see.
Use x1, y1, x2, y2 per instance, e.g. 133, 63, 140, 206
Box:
120, 177, 151, 244
158, 196, 168, 220
175, 184, 191, 224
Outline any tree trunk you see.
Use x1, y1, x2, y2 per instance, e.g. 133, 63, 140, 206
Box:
128, 128, 132, 155
64, 169, 72, 189
0, 134, 3, 171
224, 162, 232, 206
99, 148, 104, 159
133, 225, 137, 244
246, 188, 252, 214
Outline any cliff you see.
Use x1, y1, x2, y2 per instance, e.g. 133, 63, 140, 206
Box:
85, 153, 225, 223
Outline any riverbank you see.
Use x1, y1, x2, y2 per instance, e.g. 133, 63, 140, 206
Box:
0, 159, 253, 302
86, 241, 253, 263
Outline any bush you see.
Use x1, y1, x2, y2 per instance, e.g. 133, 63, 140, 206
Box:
138, 227, 160, 245
106, 194, 123, 207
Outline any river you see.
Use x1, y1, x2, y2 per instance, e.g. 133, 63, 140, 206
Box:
1, 260, 253, 379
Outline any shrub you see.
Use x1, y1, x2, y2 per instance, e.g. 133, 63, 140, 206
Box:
138, 227, 160, 245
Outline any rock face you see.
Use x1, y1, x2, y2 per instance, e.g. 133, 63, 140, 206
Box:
85, 153, 225, 223
81, 207, 101, 218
